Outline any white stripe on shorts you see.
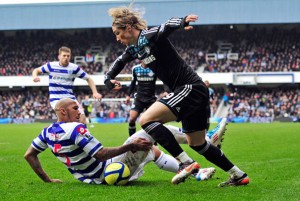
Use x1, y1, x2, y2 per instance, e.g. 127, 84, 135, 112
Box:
167, 85, 192, 107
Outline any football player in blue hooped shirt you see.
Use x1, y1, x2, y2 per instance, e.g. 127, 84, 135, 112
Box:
105, 4, 249, 186
24, 98, 152, 184
24, 98, 217, 184
32, 46, 102, 125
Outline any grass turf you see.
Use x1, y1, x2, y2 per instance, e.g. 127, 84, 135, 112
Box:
0, 122, 299, 201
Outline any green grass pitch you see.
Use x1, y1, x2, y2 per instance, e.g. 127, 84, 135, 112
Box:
0, 122, 300, 201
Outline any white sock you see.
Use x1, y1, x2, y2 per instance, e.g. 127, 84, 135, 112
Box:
155, 152, 180, 173
175, 152, 194, 163
86, 118, 90, 124
227, 166, 245, 178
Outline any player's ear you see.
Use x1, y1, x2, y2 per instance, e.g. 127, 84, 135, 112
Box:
60, 108, 67, 115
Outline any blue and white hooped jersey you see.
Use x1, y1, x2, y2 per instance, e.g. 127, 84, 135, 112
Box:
31, 122, 106, 184
40, 62, 89, 103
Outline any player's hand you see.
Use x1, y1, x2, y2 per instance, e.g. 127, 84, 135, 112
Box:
184, 14, 198, 30
125, 95, 131, 104
162, 92, 169, 97
93, 93, 102, 101
110, 80, 122, 91
33, 77, 40, 82
131, 138, 152, 152
49, 179, 63, 183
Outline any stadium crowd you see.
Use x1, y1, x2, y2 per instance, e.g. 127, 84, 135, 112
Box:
1, 86, 299, 122
0, 25, 299, 123
0, 29, 110, 76
0, 88, 129, 120
202, 26, 300, 73
226, 86, 300, 121
0, 89, 54, 119
1, 25, 300, 76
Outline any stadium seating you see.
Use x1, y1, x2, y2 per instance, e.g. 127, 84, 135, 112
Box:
1, 25, 299, 76
0, 26, 299, 122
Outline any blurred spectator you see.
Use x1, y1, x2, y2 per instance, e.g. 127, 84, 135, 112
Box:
1, 25, 299, 76
227, 86, 300, 120
1, 85, 299, 122
223, 93, 229, 107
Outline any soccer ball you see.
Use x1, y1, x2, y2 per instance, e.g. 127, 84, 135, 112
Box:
104, 162, 130, 186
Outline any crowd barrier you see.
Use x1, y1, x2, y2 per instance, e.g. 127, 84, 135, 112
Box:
0, 118, 35, 124
0, 118, 11, 124
91, 117, 127, 124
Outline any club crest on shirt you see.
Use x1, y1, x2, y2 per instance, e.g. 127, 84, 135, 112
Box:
148, 71, 154, 77
144, 46, 151, 54
77, 126, 87, 135
77, 126, 92, 140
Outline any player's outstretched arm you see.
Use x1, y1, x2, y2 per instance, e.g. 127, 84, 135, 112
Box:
32, 68, 43, 82
86, 77, 102, 100
24, 146, 62, 183
93, 138, 152, 162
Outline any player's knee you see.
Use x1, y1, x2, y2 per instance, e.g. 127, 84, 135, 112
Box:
189, 141, 208, 153
139, 114, 152, 126
152, 146, 162, 161
129, 116, 137, 124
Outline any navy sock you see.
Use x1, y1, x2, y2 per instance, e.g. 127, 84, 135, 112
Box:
128, 122, 136, 136
190, 141, 234, 171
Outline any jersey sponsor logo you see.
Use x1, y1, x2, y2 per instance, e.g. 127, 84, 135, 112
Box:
142, 55, 156, 65
51, 75, 73, 82
137, 77, 155, 81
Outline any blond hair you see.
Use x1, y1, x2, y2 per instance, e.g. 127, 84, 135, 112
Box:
59, 46, 71, 55
108, 3, 147, 30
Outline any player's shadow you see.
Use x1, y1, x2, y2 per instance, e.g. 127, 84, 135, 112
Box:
67, 180, 160, 187
126, 180, 160, 186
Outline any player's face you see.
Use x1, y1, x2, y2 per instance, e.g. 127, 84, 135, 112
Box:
141, 62, 147, 68
58, 51, 71, 67
66, 102, 81, 122
204, 81, 209, 87
112, 25, 135, 46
